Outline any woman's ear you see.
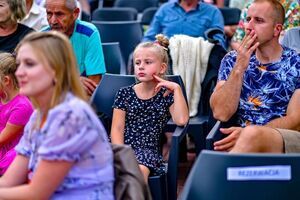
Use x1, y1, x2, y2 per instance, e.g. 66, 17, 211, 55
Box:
159, 63, 167, 75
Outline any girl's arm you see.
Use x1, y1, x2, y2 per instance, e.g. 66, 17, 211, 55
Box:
111, 108, 126, 144
168, 85, 189, 126
0, 155, 28, 188
0, 159, 73, 200
154, 75, 189, 126
0, 123, 24, 146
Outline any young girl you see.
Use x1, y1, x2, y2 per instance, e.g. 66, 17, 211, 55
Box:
0, 31, 114, 199
0, 53, 33, 175
111, 34, 189, 181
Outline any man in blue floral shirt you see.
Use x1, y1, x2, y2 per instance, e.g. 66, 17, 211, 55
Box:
210, 0, 300, 152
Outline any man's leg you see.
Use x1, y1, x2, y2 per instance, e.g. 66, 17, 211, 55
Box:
230, 125, 284, 153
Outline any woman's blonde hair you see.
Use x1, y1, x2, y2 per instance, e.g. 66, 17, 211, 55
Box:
7, 0, 26, 23
0, 53, 18, 89
133, 34, 170, 71
15, 31, 87, 110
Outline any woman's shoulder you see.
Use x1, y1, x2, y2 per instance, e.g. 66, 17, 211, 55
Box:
50, 92, 92, 118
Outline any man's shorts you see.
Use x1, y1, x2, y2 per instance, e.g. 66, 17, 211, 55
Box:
276, 128, 300, 153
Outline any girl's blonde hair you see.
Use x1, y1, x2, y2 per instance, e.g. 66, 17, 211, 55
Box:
15, 31, 87, 110
0, 53, 18, 89
7, 0, 26, 23
133, 34, 170, 72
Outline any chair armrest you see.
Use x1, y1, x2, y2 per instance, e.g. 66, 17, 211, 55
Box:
205, 121, 222, 150
204, 28, 225, 44
167, 122, 189, 200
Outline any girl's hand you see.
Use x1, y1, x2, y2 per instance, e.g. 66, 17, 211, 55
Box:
153, 75, 180, 97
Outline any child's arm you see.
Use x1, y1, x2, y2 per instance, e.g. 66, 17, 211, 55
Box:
169, 85, 189, 126
154, 75, 189, 126
0, 123, 24, 146
0, 155, 28, 187
111, 108, 126, 144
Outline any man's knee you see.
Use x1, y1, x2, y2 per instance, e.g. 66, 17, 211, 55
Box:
239, 125, 263, 142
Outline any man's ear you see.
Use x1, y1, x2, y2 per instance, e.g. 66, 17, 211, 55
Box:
160, 63, 167, 74
274, 23, 283, 37
73, 7, 80, 19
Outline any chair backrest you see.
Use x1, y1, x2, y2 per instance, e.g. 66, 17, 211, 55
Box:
92, 7, 138, 21
102, 42, 126, 74
92, 20, 143, 67
90, 74, 135, 121
114, 0, 159, 13
180, 150, 300, 200
141, 7, 158, 26
219, 7, 241, 25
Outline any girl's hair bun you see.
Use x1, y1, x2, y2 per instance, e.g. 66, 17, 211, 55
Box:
155, 34, 169, 49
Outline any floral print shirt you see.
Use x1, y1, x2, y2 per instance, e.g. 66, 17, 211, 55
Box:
16, 92, 114, 200
218, 47, 300, 127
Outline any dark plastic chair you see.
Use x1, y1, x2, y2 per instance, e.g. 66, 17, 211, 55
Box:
141, 7, 158, 26
113, 0, 159, 13
188, 44, 227, 155
90, 74, 189, 200
180, 150, 300, 200
92, 7, 138, 21
92, 20, 143, 68
219, 7, 241, 25
141, 7, 158, 32
102, 42, 126, 74
81, 11, 91, 22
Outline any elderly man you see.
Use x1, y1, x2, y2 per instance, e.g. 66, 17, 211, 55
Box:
210, 0, 300, 152
44, 0, 106, 95
144, 0, 226, 48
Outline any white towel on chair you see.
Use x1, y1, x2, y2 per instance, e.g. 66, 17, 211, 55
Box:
170, 35, 214, 117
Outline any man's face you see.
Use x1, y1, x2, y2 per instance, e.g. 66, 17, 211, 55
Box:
244, 2, 280, 46
46, 0, 79, 37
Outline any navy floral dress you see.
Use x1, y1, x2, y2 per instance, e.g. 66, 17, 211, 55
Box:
113, 84, 174, 174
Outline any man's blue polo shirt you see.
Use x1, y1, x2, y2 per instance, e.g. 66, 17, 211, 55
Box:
43, 19, 106, 76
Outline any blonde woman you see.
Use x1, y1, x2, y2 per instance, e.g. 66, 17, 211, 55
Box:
0, 31, 114, 199
0, 0, 34, 53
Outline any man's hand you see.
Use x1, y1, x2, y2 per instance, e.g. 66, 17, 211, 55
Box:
235, 30, 259, 72
214, 127, 243, 151
80, 76, 97, 96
